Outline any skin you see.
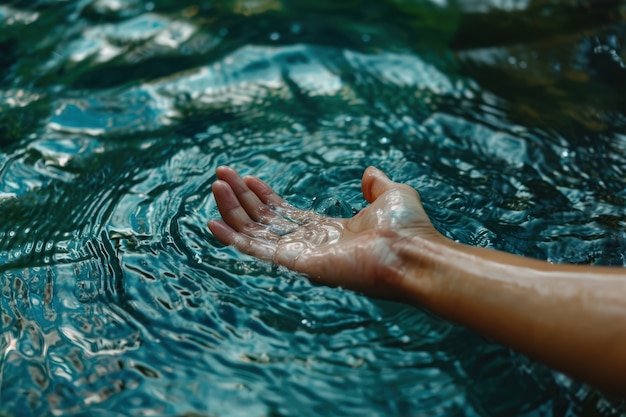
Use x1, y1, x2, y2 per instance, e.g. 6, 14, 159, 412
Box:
208, 165, 626, 396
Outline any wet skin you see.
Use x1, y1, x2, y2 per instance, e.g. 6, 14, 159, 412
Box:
209, 166, 626, 396
208, 165, 442, 299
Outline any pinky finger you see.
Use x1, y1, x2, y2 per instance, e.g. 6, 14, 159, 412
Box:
208, 220, 277, 261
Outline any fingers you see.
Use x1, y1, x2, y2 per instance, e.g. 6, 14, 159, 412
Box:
212, 179, 259, 233
211, 177, 288, 237
217, 166, 312, 224
208, 220, 277, 261
243, 175, 285, 207
216, 166, 273, 223
244, 173, 323, 225
212, 166, 311, 240
361, 166, 396, 203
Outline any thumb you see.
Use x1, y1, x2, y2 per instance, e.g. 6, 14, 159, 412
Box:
361, 166, 396, 203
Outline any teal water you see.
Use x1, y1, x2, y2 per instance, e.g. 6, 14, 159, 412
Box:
1, 1, 626, 416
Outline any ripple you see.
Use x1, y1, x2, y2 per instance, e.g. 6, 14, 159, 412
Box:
1, 2, 626, 416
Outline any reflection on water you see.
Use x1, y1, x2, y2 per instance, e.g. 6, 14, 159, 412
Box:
1, 0, 625, 416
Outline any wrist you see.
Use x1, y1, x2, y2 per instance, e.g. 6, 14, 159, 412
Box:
390, 231, 460, 307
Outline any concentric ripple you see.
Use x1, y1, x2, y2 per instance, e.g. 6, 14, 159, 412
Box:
1, 1, 625, 416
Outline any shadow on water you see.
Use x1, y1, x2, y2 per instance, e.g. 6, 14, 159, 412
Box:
1, 0, 626, 416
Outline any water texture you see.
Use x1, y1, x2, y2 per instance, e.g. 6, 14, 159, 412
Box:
1, 0, 626, 416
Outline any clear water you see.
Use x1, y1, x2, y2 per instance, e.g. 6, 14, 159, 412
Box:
1, 1, 626, 416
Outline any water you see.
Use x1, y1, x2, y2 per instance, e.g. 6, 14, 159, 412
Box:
1, 0, 626, 416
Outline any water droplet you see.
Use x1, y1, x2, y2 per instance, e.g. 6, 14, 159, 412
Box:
300, 318, 314, 328
312, 195, 353, 218
269, 32, 280, 41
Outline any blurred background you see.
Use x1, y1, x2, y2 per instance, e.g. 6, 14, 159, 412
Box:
1, 1, 625, 416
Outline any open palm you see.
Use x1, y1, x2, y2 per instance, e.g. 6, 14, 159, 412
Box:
208, 166, 441, 297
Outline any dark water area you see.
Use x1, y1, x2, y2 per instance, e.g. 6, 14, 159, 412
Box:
1, 0, 626, 416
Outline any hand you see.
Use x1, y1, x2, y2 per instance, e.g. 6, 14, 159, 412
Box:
208, 166, 442, 298
211, 165, 626, 395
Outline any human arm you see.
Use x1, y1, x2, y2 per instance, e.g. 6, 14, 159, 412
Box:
399, 232, 626, 395
208, 165, 626, 395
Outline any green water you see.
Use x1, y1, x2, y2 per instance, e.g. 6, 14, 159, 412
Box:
1, 0, 626, 416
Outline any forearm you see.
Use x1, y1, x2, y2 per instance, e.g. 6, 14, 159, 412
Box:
397, 235, 626, 395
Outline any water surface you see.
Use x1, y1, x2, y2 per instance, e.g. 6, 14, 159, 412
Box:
1, 1, 626, 416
